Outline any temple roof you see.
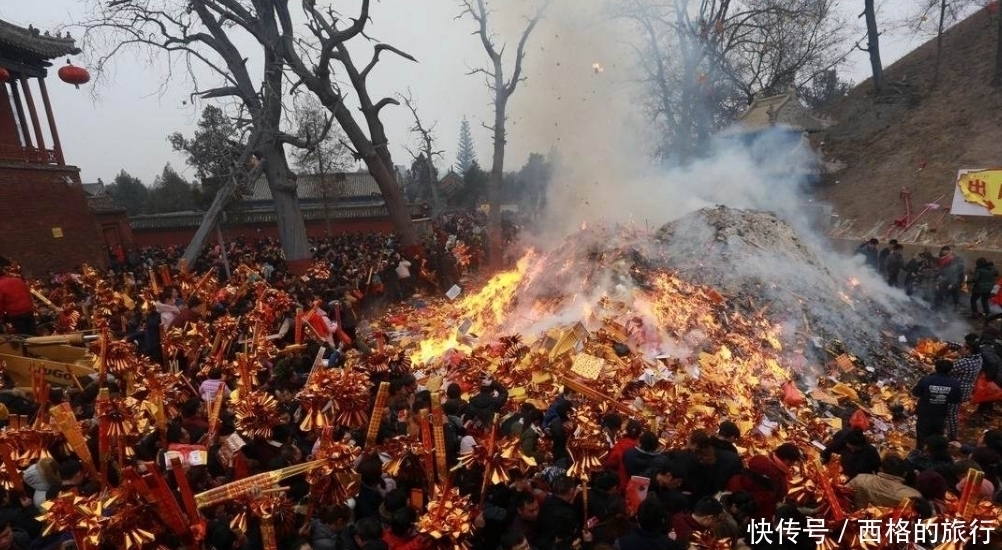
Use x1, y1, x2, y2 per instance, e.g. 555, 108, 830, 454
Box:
249, 171, 385, 202
733, 88, 831, 133
0, 19, 81, 63
82, 182, 127, 215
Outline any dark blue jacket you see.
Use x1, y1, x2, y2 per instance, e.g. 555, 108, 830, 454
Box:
911, 372, 961, 416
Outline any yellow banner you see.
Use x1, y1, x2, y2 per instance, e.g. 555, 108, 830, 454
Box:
958, 169, 1002, 215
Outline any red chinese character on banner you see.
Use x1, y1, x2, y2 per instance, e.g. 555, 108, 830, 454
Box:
968, 178, 987, 197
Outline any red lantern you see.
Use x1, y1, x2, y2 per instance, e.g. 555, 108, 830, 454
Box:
0, 68, 9, 83
58, 60, 89, 89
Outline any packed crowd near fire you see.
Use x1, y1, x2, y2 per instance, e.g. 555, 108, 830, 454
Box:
1, 212, 1002, 550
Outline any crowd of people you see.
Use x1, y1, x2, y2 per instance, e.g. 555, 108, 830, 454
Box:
0, 221, 999, 549
856, 238, 1001, 316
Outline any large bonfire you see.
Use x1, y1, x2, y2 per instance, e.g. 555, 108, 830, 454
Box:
388, 206, 929, 447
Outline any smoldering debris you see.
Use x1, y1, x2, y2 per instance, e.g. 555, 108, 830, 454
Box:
654, 206, 933, 370
485, 206, 936, 380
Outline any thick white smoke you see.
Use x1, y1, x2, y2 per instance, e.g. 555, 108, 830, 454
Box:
482, 0, 957, 363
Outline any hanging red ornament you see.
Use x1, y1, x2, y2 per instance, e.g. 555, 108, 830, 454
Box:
58, 60, 89, 89
0, 68, 10, 83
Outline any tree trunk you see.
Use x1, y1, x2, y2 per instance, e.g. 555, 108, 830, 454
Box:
487, 95, 507, 269
180, 141, 260, 269
864, 0, 885, 95
262, 142, 311, 268
932, 0, 946, 88
327, 98, 420, 253
995, 4, 1002, 86
427, 157, 442, 216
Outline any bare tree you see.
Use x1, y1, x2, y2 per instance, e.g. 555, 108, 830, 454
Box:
292, 95, 353, 237
460, 0, 552, 268
268, 1, 422, 255
401, 92, 445, 216
622, 0, 847, 160
81, 1, 315, 267
861, 0, 886, 95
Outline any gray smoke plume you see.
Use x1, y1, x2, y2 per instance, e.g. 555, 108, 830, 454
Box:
477, 0, 952, 376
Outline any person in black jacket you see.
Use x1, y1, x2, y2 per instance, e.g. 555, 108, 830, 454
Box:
670, 430, 742, 506
546, 401, 574, 467
536, 476, 582, 548
616, 496, 681, 550
878, 239, 897, 275
709, 421, 741, 455
911, 359, 962, 447
623, 432, 661, 478
819, 428, 881, 479
885, 244, 905, 287
856, 239, 879, 270
465, 375, 509, 428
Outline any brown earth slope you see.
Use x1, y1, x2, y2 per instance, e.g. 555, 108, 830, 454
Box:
818, 6, 1002, 249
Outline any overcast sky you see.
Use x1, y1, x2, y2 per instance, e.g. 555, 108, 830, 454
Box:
5, 1, 948, 185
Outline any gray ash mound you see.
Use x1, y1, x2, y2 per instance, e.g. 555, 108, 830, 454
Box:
652, 206, 935, 368
510, 206, 938, 373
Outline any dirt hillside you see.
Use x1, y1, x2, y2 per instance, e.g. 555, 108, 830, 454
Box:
818, 6, 1002, 249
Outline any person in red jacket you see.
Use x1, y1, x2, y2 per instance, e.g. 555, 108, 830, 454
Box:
0, 272, 35, 335
725, 442, 802, 520
671, 496, 724, 546
383, 507, 429, 550
604, 418, 642, 490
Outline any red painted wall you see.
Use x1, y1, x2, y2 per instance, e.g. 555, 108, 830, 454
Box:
0, 164, 107, 275
94, 212, 136, 252
133, 218, 397, 248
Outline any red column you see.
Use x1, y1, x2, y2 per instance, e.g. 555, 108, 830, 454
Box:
19, 78, 47, 155
37, 78, 63, 165
8, 80, 32, 148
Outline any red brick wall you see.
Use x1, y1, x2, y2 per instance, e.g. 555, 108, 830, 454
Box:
94, 212, 136, 252
0, 163, 108, 276
133, 218, 397, 248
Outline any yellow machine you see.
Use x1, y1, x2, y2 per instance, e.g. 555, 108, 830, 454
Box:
0, 334, 96, 388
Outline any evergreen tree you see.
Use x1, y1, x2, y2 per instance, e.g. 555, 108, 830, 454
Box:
105, 170, 150, 216
146, 164, 196, 213
455, 117, 477, 176
168, 105, 244, 210
455, 160, 488, 209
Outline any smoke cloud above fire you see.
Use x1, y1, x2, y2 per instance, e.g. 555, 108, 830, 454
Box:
501, 0, 811, 236
478, 0, 961, 370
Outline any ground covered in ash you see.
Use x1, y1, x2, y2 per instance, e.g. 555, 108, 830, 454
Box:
507, 205, 950, 377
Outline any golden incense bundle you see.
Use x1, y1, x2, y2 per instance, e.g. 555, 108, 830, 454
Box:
430, 393, 448, 483
48, 403, 100, 481
365, 382, 390, 449
194, 459, 325, 508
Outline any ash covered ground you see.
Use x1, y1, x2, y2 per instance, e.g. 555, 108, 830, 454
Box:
493, 206, 948, 377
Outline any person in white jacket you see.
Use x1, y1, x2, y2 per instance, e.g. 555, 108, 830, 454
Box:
395, 256, 413, 297
22, 457, 60, 508
155, 288, 181, 329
